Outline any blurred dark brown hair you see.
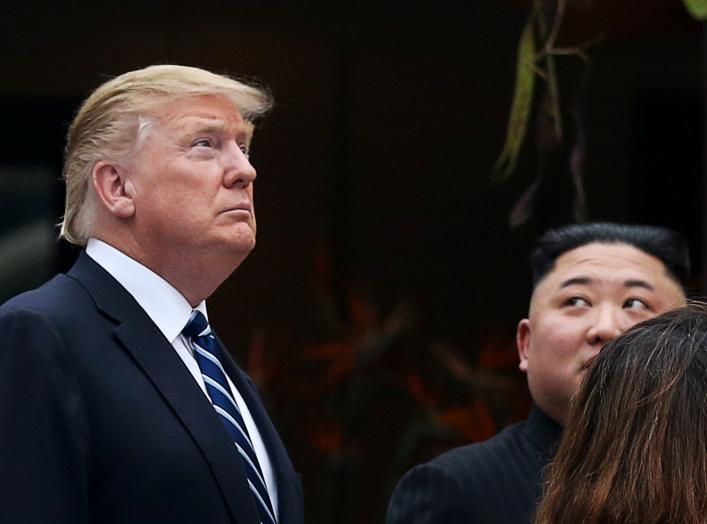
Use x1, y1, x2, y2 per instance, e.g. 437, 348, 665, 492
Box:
534, 303, 707, 524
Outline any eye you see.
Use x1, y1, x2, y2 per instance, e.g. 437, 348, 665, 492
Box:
564, 296, 590, 307
192, 138, 214, 148
624, 297, 649, 310
238, 143, 250, 158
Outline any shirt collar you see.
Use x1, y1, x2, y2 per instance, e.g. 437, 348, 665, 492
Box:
86, 238, 208, 343
522, 404, 563, 457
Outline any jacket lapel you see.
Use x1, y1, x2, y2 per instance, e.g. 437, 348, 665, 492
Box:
219, 344, 303, 524
68, 252, 262, 524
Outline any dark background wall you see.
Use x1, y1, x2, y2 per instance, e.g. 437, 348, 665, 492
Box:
1, 1, 704, 522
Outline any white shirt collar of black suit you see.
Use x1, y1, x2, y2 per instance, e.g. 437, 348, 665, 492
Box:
86, 237, 207, 344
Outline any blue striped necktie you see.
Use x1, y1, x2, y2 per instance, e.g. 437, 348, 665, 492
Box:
182, 310, 277, 524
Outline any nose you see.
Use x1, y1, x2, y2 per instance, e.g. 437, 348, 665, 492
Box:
585, 305, 622, 345
223, 143, 257, 188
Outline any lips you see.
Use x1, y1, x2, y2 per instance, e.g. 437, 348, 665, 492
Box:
223, 202, 252, 214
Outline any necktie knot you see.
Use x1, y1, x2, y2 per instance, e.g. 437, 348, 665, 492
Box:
182, 310, 210, 339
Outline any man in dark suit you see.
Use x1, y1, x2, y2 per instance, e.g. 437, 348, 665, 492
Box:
386, 223, 690, 524
0, 65, 303, 524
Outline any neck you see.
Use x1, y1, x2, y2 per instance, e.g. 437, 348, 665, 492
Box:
93, 231, 246, 307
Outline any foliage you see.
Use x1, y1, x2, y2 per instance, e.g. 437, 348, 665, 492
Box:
493, 9, 537, 181
684, 0, 707, 20
495, 0, 706, 226
493, 0, 599, 226
243, 250, 529, 524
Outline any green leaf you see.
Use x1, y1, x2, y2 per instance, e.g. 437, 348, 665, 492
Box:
684, 0, 707, 20
493, 15, 537, 181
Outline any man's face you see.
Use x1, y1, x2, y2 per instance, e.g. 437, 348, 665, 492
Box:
131, 94, 257, 261
516, 242, 685, 425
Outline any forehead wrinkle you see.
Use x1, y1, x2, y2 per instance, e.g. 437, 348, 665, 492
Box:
558, 276, 654, 292
174, 115, 252, 141
173, 115, 231, 133
559, 276, 592, 289
624, 279, 654, 291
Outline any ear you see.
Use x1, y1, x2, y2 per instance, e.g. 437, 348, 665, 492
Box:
516, 318, 531, 373
92, 161, 136, 218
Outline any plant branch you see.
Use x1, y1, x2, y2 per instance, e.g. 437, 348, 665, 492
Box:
542, 33, 605, 59
537, 3, 563, 143
544, 0, 567, 53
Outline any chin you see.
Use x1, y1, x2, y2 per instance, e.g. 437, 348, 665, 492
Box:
226, 233, 256, 254
218, 221, 255, 247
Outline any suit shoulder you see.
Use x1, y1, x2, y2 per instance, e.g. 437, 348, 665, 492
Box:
389, 419, 542, 523
387, 424, 529, 524
0, 273, 92, 322
388, 455, 468, 524
429, 419, 528, 477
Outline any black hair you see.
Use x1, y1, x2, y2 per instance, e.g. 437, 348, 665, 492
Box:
530, 222, 690, 290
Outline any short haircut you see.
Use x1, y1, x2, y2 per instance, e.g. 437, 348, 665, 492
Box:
530, 222, 690, 290
60, 64, 273, 246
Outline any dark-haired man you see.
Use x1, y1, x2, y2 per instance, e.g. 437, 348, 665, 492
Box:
386, 222, 690, 524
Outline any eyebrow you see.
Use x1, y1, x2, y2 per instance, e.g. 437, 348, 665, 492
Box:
559, 277, 655, 291
174, 117, 251, 140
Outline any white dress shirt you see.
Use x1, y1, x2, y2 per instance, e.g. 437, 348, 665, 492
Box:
86, 238, 278, 516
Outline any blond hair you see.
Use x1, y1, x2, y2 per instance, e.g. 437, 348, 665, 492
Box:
60, 64, 273, 245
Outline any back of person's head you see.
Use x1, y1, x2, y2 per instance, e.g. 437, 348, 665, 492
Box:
530, 222, 690, 291
535, 303, 707, 524
61, 64, 273, 246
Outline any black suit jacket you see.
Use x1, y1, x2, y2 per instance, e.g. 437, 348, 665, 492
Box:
0, 252, 303, 524
386, 406, 561, 524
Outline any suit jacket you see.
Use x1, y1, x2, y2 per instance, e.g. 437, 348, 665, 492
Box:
0, 252, 303, 524
386, 406, 561, 524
